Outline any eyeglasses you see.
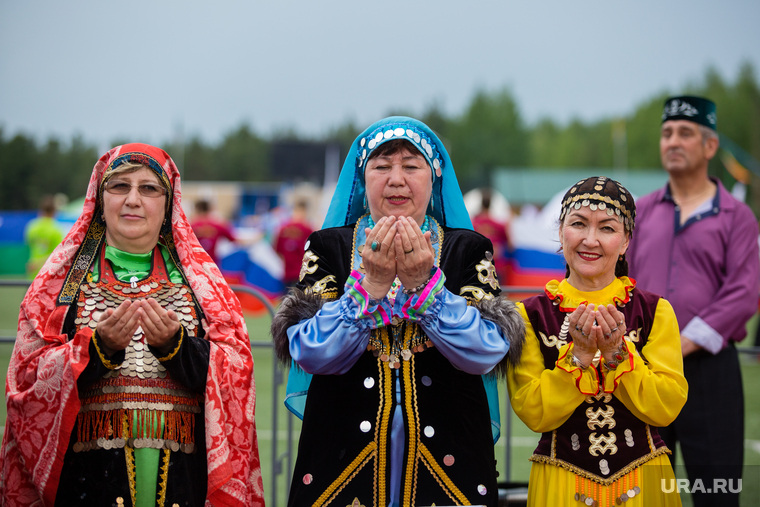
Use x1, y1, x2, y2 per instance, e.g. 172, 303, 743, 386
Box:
104, 180, 167, 198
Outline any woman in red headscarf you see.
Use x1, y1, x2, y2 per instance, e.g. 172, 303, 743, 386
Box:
0, 144, 263, 506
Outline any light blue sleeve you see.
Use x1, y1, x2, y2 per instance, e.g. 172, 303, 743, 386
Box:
288, 272, 393, 375
395, 284, 509, 375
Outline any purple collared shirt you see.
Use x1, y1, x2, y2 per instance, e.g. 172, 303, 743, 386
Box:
628, 179, 760, 353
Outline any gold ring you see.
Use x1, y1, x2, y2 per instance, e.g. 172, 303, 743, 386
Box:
404, 248, 414, 254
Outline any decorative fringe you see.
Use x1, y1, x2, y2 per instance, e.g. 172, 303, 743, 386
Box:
75, 408, 196, 451
574, 467, 641, 507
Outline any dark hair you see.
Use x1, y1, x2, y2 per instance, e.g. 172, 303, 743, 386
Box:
367, 139, 420, 161
39, 195, 57, 215
195, 200, 211, 213
480, 188, 492, 210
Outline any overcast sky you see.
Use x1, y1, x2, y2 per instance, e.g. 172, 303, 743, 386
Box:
2, 0, 759, 151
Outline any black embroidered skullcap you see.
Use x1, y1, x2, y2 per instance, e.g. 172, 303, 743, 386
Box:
662, 95, 717, 130
559, 176, 636, 234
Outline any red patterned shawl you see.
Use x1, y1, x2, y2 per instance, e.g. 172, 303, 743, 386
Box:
0, 144, 263, 506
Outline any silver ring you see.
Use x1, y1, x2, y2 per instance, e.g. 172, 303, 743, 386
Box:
371, 241, 380, 252
604, 332, 611, 338
611, 326, 619, 333
580, 330, 588, 337
617, 320, 624, 326
575, 325, 581, 331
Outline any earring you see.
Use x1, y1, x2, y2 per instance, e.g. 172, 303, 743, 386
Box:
363, 195, 368, 212
430, 194, 435, 211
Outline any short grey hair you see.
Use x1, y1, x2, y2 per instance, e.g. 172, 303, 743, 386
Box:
699, 125, 719, 146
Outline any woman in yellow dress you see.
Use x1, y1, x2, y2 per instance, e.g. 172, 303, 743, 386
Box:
507, 176, 688, 506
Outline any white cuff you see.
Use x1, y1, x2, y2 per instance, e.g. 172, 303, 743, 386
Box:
682, 317, 723, 354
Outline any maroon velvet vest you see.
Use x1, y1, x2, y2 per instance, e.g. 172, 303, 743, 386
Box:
521, 287, 669, 484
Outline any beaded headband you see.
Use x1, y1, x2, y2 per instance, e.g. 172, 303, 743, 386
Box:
356, 122, 444, 180
100, 151, 174, 212
559, 176, 635, 233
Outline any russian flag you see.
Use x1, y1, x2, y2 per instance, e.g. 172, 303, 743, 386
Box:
220, 242, 285, 315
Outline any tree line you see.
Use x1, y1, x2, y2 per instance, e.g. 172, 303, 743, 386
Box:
2, 63, 759, 214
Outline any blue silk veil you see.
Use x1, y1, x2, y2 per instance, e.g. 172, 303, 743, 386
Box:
284, 116, 503, 442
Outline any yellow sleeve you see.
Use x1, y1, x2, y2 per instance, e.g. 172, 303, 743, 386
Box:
601, 298, 688, 427
507, 302, 600, 433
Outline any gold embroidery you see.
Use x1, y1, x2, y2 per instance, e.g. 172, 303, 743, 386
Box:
316, 442, 376, 507
475, 258, 500, 290
539, 331, 568, 350
310, 275, 337, 295
299, 250, 319, 281
157, 448, 170, 507
586, 406, 616, 430
419, 444, 470, 505
125, 444, 137, 506
586, 392, 613, 404
347, 498, 365, 507
401, 357, 419, 506
375, 346, 393, 505
157, 326, 183, 362
92, 329, 121, 370
589, 432, 618, 456
459, 285, 495, 301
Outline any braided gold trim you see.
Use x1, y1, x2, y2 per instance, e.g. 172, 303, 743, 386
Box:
92, 329, 121, 370
401, 353, 419, 506
314, 442, 376, 507
375, 334, 394, 505
157, 326, 184, 362
157, 448, 170, 507
418, 443, 469, 505
125, 442, 137, 506
529, 445, 671, 486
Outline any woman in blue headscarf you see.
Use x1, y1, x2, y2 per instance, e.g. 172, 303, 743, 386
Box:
271, 116, 524, 507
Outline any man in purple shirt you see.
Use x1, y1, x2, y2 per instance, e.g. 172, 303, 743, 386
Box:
628, 95, 760, 507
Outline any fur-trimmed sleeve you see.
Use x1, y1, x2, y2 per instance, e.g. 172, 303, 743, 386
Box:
473, 296, 525, 377
270, 288, 326, 366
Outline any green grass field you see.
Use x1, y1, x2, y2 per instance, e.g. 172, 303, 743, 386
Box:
1, 282, 758, 505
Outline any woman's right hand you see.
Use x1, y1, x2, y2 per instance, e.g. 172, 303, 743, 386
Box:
361, 216, 398, 299
568, 303, 598, 367
96, 299, 141, 356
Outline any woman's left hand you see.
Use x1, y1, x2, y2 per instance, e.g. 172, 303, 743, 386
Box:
394, 216, 434, 290
596, 304, 627, 360
139, 298, 182, 355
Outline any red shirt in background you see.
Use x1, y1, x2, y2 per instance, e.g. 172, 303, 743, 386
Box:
191, 218, 236, 264
274, 219, 313, 285
472, 212, 510, 284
